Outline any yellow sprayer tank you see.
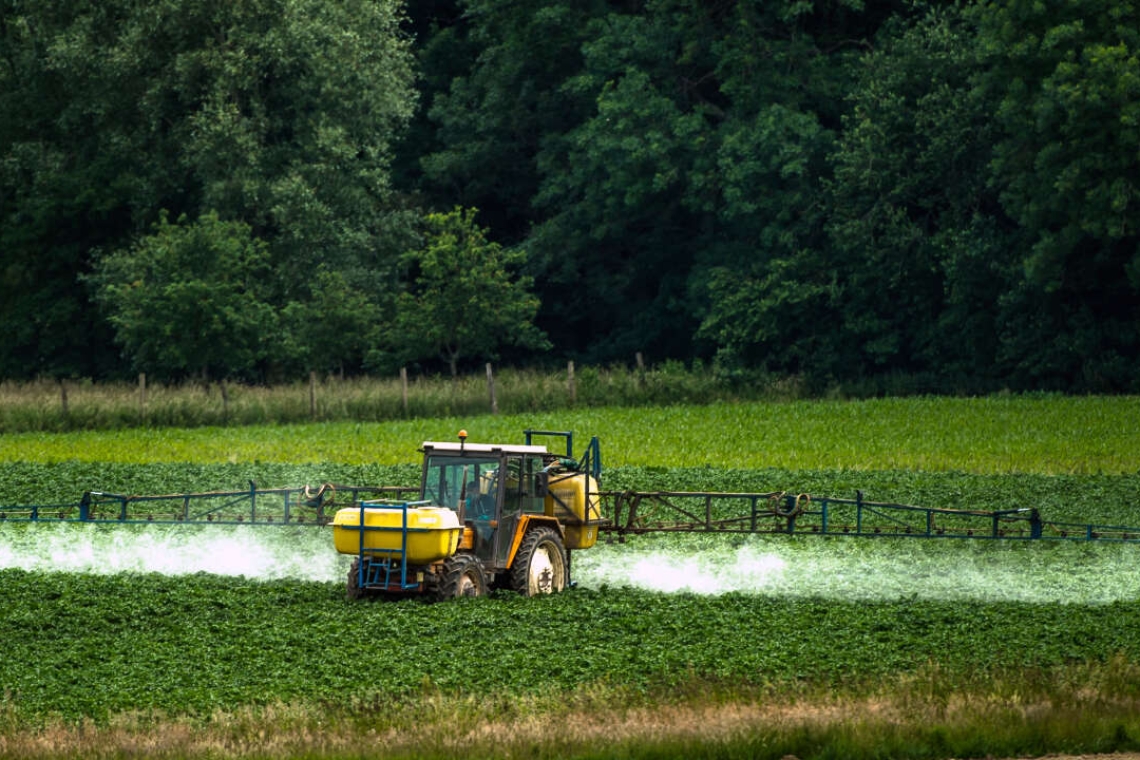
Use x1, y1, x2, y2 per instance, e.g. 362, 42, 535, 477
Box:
545, 472, 601, 549
332, 505, 461, 564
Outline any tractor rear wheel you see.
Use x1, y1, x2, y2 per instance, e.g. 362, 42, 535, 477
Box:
435, 554, 487, 600
346, 558, 367, 601
510, 527, 567, 596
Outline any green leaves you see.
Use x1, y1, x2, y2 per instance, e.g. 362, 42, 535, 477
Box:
0, 395, 1138, 725
0, 0, 416, 381
89, 211, 277, 381
975, 0, 1140, 387
388, 208, 549, 375
4, 567, 1140, 722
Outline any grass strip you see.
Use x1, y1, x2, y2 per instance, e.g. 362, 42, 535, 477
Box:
0, 396, 1137, 474
3, 661, 1140, 759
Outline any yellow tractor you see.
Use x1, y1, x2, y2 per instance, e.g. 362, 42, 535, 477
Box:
331, 430, 604, 600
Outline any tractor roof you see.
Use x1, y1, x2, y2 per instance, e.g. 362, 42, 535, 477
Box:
422, 441, 549, 456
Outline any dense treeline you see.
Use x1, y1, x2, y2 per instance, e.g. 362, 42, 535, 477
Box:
2, 0, 1137, 392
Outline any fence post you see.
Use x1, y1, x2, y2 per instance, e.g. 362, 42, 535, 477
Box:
58, 378, 69, 417
568, 360, 576, 404
309, 371, 317, 420
139, 373, 147, 423
400, 366, 409, 415
486, 363, 498, 415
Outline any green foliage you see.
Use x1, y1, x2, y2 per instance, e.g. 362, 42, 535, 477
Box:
414, 1, 606, 241
975, 0, 1140, 389
0, 0, 416, 381
3, 0, 1140, 389
404, 0, 1140, 390
387, 208, 550, 375
0, 461, 418, 506
89, 212, 277, 381
824, 6, 1006, 379
3, 569, 1140, 723
281, 267, 384, 375
0, 395, 1138, 758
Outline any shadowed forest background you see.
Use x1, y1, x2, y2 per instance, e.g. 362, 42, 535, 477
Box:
1, 0, 1137, 394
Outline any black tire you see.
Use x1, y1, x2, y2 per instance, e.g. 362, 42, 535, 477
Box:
346, 557, 366, 601
510, 527, 568, 596
434, 554, 488, 600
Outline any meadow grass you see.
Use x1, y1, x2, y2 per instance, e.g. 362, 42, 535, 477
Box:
0, 364, 768, 433
0, 395, 1136, 475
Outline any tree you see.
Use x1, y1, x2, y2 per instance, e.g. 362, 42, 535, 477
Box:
281, 267, 384, 377
89, 212, 277, 383
976, 0, 1140, 389
693, 102, 838, 376
0, 0, 416, 380
410, 0, 613, 243
823, 6, 1009, 384
525, 0, 879, 367
388, 208, 549, 375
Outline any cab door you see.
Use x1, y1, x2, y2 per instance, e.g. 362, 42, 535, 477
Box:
493, 454, 546, 568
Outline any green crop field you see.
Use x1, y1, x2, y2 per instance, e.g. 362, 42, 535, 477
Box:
2, 395, 1136, 473
2, 395, 1140, 759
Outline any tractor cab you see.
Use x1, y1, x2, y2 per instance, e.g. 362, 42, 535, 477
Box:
420, 437, 552, 570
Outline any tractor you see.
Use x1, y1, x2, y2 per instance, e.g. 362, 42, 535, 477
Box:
331, 430, 604, 600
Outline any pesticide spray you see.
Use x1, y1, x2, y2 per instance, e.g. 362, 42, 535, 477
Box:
0, 523, 343, 582
2, 525, 1137, 604
572, 534, 1140, 604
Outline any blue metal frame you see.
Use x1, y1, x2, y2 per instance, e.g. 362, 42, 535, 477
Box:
0, 484, 418, 525
524, 428, 602, 481
346, 500, 434, 592
604, 489, 1140, 543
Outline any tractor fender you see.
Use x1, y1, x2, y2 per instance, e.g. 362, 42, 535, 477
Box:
505, 514, 564, 569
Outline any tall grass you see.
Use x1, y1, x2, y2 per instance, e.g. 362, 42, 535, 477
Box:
0, 364, 784, 433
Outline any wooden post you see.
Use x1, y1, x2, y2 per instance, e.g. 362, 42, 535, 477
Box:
635, 352, 646, 388
486, 362, 498, 415
568, 360, 576, 404
309, 371, 317, 420
400, 367, 409, 415
220, 379, 229, 421
139, 373, 147, 423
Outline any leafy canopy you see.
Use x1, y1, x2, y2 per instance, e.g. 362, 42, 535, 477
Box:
89, 212, 277, 381
388, 208, 549, 375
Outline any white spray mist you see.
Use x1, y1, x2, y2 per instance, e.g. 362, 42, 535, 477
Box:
4, 526, 1138, 604
0, 523, 345, 582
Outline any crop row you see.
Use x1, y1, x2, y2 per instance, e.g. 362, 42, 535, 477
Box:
3, 567, 1140, 723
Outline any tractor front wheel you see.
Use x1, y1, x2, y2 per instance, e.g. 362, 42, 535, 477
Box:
510, 527, 568, 596
435, 554, 488, 600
